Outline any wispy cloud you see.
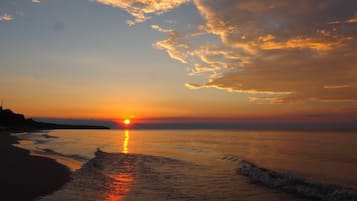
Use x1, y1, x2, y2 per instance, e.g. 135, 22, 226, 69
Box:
151, 24, 172, 33
149, 0, 357, 103
323, 85, 351, 89
153, 30, 190, 64
185, 83, 292, 95
83, 0, 357, 103
95, 0, 190, 25
0, 13, 13, 21
32, 0, 41, 3
248, 96, 287, 104
328, 13, 357, 24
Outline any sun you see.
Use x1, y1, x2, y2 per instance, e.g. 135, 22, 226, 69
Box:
123, 119, 131, 125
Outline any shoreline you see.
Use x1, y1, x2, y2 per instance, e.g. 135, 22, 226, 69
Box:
237, 159, 357, 201
0, 131, 71, 201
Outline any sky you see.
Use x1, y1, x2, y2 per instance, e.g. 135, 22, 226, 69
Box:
1, 0, 357, 124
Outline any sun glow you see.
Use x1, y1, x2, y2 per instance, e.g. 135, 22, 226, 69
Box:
123, 119, 131, 125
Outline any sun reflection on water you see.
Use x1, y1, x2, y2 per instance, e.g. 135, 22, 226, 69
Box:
123, 130, 129, 154
105, 130, 134, 201
105, 172, 134, 201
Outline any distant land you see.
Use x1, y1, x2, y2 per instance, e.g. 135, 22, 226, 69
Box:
0, 107, 109, 131
35, 117, 357, 131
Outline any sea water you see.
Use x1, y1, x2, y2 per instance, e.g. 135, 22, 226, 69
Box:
14, 129, 357, 201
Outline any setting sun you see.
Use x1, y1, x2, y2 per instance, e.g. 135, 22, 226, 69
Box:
123, 119, 131, 125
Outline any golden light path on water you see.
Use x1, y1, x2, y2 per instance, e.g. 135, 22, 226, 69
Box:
123, 130, 129, 154
105, 129, 133, 201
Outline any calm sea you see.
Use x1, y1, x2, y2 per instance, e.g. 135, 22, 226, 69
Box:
14, 129, 357, 201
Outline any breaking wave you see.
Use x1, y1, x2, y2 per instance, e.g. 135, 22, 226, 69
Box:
38, 148, 89, 162
237, 159, 357, 201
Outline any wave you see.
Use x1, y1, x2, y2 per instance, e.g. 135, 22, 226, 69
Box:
38, 148, 89, 162
237, 159, 357, 201
38, 150, 357, 201
37, 150, 197, 201
41, 134, 59, 139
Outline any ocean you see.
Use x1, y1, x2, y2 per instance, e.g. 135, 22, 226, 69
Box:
14, 129, 357, 201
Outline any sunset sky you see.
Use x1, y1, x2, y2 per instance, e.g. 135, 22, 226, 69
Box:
1, 0, 357, 124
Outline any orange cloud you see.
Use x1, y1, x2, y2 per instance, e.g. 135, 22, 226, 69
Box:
328, 13, 357, 24
92, 0, 357, 104
323, 85, 351, 89
151, 24, 172, 33
153, 0, 357, 103
154, 31, 189, 64
95, 0, 190, 25
259, 36, 352, 51
0, 13, 13, 21
185, 83, 292, 95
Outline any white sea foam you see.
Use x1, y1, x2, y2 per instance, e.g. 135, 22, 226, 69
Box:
237, 159, 357, 201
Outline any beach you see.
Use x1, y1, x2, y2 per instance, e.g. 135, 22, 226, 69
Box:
0, 131, 71, 201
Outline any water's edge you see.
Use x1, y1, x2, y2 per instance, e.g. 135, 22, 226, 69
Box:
237, 159, 357, 201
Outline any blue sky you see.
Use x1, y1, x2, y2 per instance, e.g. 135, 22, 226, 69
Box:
1, 0, 356, 123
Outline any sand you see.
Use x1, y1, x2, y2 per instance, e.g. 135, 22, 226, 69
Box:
0, 131, 71, 201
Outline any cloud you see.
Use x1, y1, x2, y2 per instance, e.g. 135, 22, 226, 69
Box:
185, 83, 291, 95
0, 13, 13, 21
95, 0, 190, 25
248, 96, 287, 104
154, 30, 189, 64
328, 13, 357, 24
151, 0, 357, 103
151, 24, 172, 33
152, 25, 208, 64
32, 0, 41, 3
92, 0, 357, 103
323, 85, 351, 89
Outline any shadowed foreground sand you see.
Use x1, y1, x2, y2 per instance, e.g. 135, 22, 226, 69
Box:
0, 131, 71, 201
